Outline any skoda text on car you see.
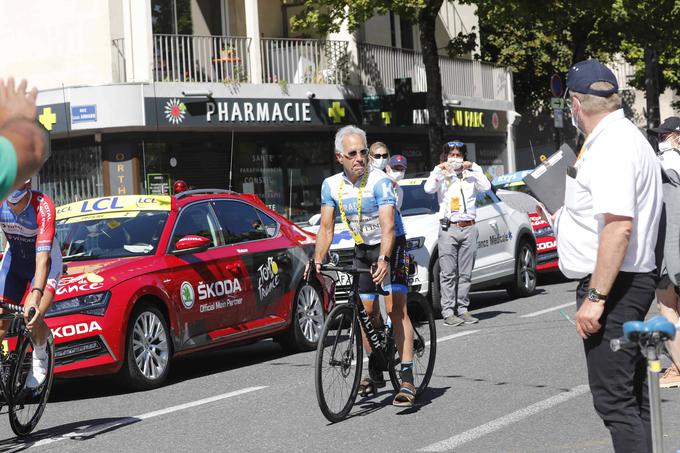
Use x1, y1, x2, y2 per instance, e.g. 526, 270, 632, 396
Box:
305, 175, 537, 314
48, 190, 323, 389
492, 170, 559, 273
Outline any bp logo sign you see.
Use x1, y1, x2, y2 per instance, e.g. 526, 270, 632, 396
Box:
180, 281, 195, 309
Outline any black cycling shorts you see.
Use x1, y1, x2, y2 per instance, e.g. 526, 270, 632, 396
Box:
353, 235, 408, 300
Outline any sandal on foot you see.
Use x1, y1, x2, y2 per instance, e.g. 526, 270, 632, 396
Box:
358, 377, 385, 397
392, 382, 416, 407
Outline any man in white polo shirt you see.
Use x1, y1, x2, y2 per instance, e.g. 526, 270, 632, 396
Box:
556, 59, 662, 453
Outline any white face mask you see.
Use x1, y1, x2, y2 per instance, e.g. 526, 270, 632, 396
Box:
388, 169, 405, 181
447, 156, 464, 170
659, 140, 675, 153
371, 157, 388, 170
571, 107, 585, 136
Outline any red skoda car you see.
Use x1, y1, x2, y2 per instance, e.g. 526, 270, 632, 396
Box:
49, 190, 323, 389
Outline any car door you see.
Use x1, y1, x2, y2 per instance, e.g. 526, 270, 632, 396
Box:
472, 191, 514, 281
211, 199, 295, 329
162, 202, 227, 349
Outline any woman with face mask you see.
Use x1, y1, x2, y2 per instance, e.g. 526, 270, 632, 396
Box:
424, 141, 490, 326
369, 142, 390, 171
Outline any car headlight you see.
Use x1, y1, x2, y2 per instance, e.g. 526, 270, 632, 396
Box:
406, 237, 425, 251
46, 291, 111, 317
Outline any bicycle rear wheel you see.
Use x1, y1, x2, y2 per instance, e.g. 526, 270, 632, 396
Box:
315, 304, 362, 423
9, 333, 55, 436
389, 297, 437, 396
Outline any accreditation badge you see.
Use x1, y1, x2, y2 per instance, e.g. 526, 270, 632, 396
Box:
450, 197, 460, 212
351, 230, 364, 245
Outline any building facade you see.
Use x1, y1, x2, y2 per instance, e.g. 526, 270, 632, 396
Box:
1, 0, 517, 223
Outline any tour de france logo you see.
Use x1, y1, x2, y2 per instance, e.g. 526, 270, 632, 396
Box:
164, 98, 186, 124
257, 257, 280, 301
180, 281, 195, 309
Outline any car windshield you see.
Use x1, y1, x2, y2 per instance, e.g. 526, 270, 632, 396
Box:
400, 182, 439, 216
57, 211, 169, 261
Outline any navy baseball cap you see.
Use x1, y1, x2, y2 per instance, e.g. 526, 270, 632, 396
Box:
566, 59, 619, 97
650, 117, 680, 135
389, 154, 407, 169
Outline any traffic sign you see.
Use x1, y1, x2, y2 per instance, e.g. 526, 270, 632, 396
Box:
550, 73, 563, 97
550, 97, 565, 110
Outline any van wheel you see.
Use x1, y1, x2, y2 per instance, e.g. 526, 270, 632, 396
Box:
120, 304, 171, 390
506, 240, 537, 298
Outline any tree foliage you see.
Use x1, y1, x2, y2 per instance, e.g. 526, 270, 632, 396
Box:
468, 0, 620, 112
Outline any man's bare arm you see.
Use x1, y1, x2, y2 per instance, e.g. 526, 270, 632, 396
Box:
313, 206, 336, 264
1, 119, 47, 190
589, 214, 633, 295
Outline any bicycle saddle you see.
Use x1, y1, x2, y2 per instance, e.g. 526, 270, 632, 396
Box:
623, 315, 677, 342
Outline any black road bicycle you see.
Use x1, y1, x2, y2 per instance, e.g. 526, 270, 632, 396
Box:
311, 263, 436, 422
0, 303, 55, 436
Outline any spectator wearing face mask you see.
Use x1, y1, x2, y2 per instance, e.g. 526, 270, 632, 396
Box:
424, 141, 490, 326
369, 142, 390, 172
386, 154, 407, 210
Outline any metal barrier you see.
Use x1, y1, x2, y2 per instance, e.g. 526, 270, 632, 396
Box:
261, 38, 349, 84
358, 43, 509, 101
153, 34, 251, 83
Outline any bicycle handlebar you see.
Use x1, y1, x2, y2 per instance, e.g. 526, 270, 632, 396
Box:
318, 264, 372, 275
0, 302, 36, 319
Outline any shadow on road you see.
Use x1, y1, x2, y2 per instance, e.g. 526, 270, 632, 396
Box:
436, 372, 574, 393
339, 386, 451, 422
49, 339, 294, 403
0, 417, 140, 451
474, 310, 516, 321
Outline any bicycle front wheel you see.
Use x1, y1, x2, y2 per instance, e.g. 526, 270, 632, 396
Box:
315, 304, 362, 423
9, 332, 55, 437
389, 297, 437, 396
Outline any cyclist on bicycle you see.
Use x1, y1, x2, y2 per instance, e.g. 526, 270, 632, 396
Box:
307, 125, 417, 407
0, 180, 62, 388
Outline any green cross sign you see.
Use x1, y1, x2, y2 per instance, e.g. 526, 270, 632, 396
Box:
381, 111, 392, 125
328, 101, 345, 124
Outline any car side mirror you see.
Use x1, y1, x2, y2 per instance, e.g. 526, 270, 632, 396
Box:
171, 235, 210, 255
308, 213, 321, 226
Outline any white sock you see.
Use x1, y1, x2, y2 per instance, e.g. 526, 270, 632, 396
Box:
33, 342, 47, 362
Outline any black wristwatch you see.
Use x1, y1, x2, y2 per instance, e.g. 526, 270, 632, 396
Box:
586, 288, 608, 303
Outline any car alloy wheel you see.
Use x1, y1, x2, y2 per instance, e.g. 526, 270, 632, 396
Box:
296, 284, 324, 343
519, 245, 537, 292
132, 311, 170, 381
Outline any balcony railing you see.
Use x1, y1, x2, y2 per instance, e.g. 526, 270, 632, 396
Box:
112, 38, 126, 83
153, 34, 251, 83
358, 43, 510, 102
261, 38, 349, 85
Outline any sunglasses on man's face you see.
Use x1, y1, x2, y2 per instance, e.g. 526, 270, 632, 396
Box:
342, 148, 369, 159
371, 152, 389, 159
446, 141, 464, 148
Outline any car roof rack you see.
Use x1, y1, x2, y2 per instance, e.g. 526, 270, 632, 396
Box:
175, 189, 237, 199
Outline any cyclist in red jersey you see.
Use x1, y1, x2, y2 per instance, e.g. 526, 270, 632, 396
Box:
0, 181, 62, 387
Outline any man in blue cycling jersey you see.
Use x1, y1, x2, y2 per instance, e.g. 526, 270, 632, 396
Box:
307, 125, 416, 407
0, 180, 62, 388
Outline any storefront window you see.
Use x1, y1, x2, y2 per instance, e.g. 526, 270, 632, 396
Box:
39, 143, 104, 206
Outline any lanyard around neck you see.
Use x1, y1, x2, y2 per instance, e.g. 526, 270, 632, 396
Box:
338, 169, 369, 245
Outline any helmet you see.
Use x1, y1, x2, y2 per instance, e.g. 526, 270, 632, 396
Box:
173, 180, 188, 194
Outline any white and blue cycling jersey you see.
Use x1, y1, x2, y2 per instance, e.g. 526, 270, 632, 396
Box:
321, 168, 405, 246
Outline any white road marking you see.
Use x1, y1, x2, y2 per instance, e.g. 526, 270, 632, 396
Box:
520, 301, 575, 318
362, 329, 479, 363
418, 384, 590, 452
30, 386, 267, 448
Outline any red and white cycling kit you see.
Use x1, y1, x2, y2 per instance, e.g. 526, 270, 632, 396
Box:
0, 190, 62, 304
